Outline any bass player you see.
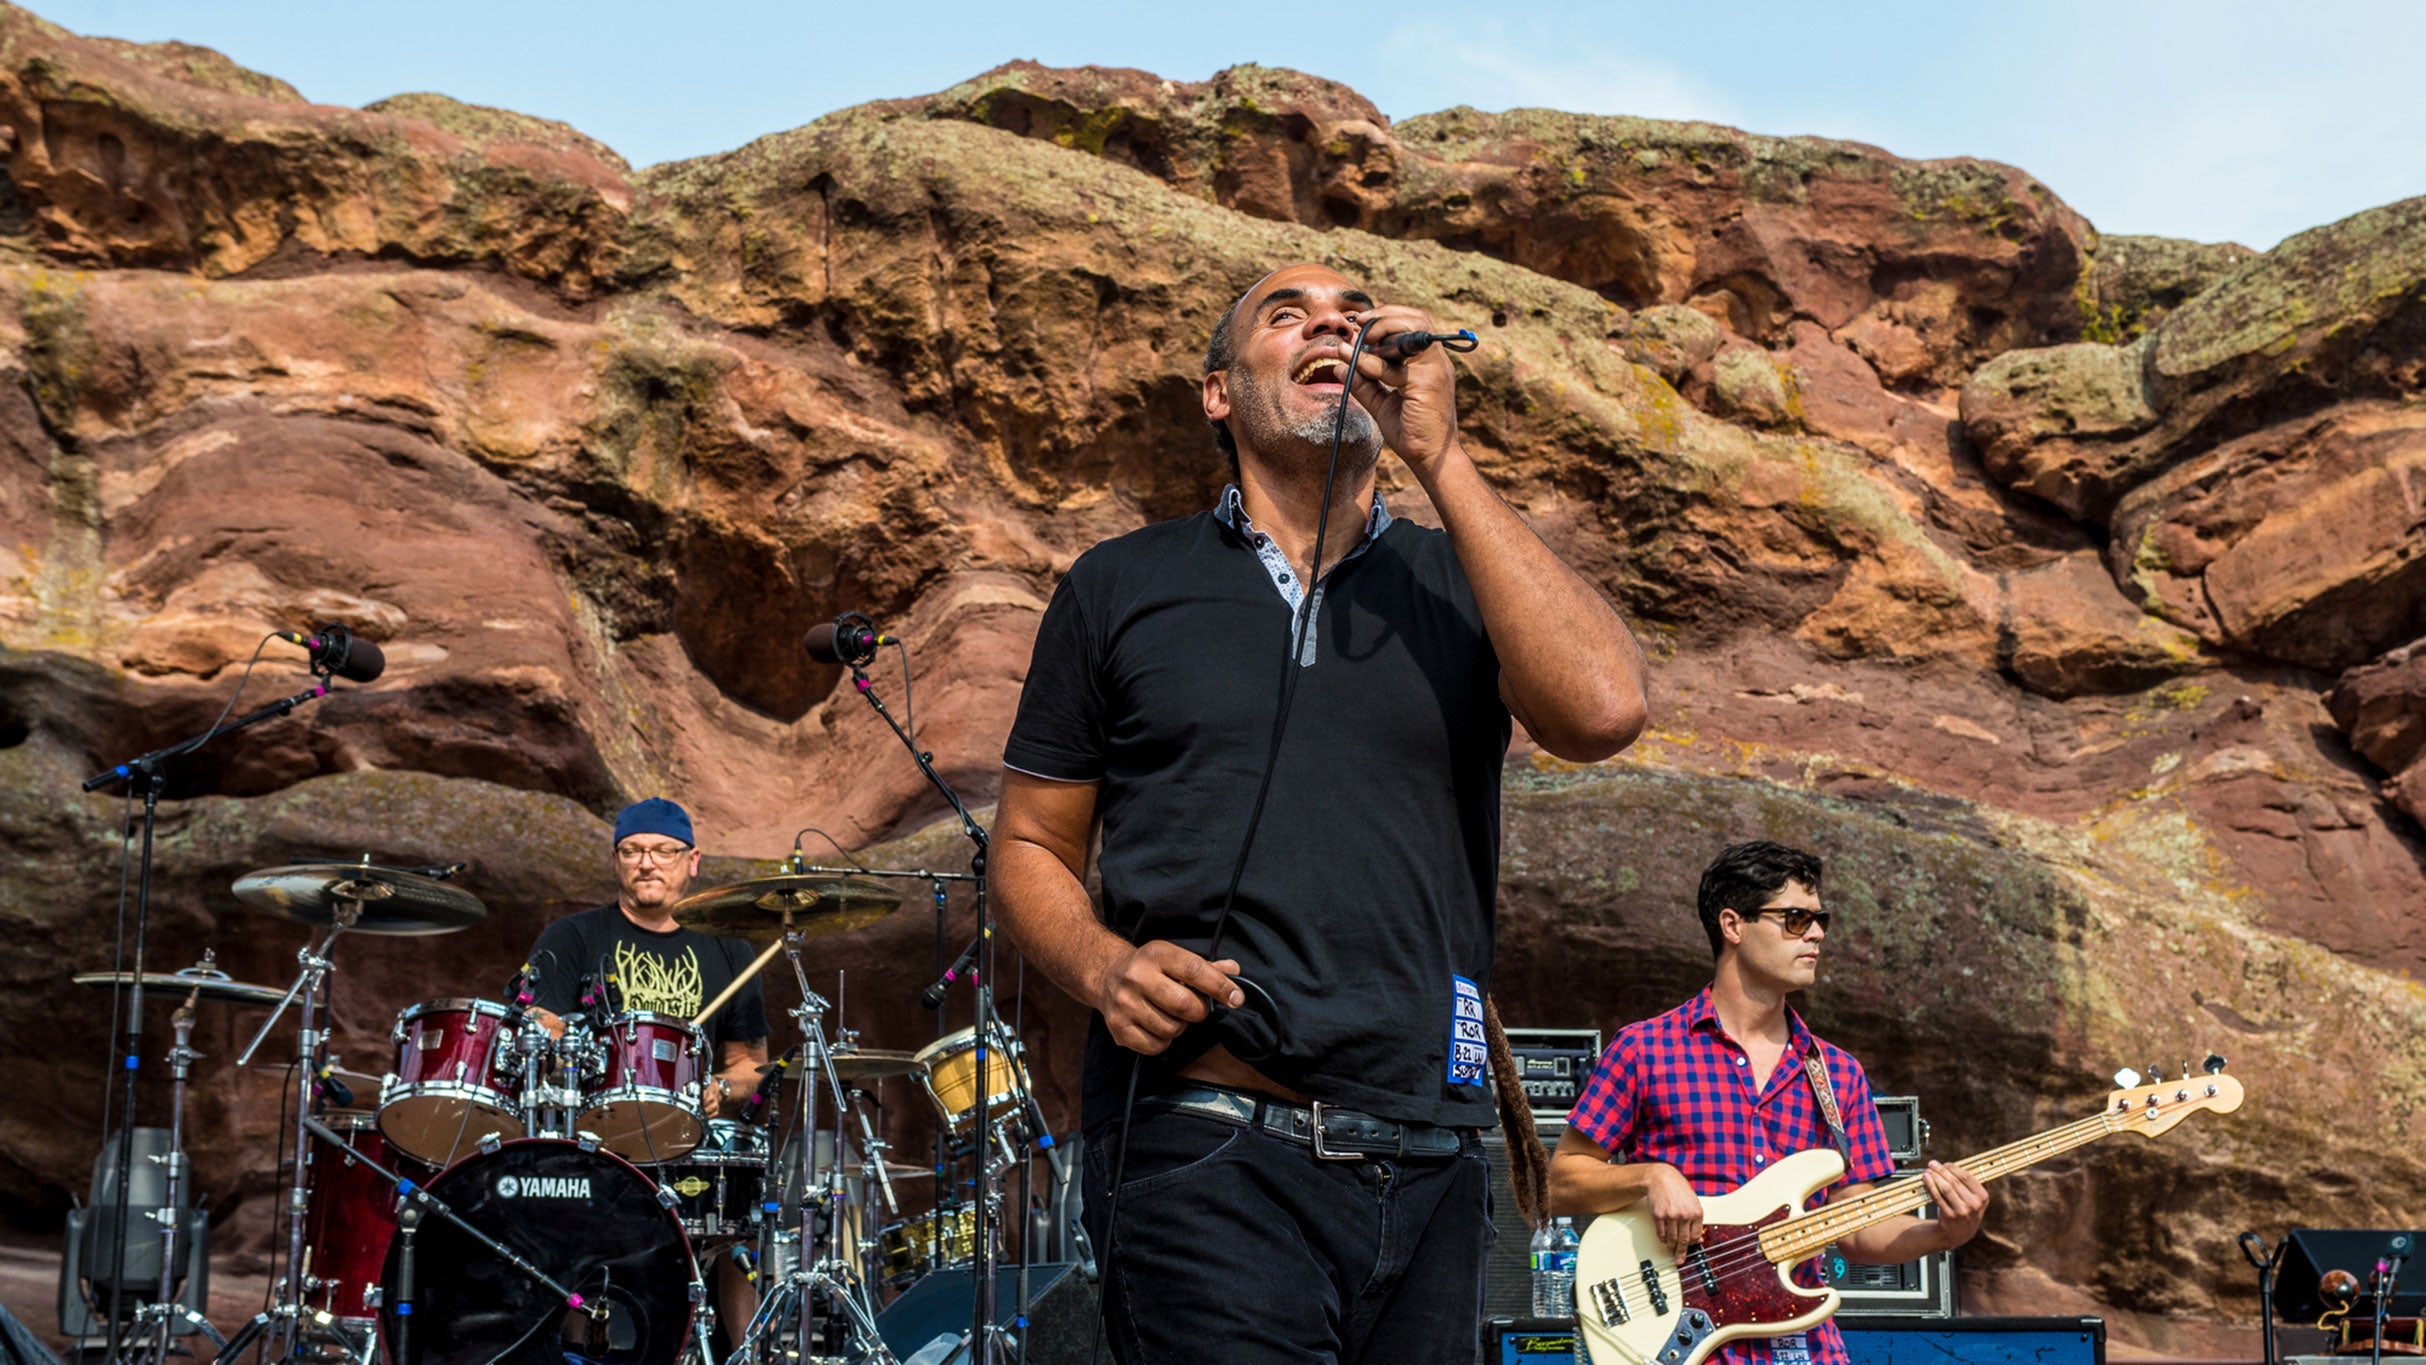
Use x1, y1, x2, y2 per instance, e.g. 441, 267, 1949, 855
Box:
1548, 840, 1988, 1365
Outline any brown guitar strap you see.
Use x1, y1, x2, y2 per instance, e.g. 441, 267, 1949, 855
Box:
1802, 1052, 1853, 1162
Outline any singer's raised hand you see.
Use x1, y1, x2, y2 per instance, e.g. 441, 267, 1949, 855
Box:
1347, 304, 1463, 478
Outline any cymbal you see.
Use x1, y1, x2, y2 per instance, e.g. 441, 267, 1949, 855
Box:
669, 874, 901, 941
762, 1048, 924, 1082
242, 1060, 385, 1097
232, 863, 485, 935
74, 968, 288, 1009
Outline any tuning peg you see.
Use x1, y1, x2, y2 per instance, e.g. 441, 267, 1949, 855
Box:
2203, 1054, 2227, 1075
2113, 1068, 2141, 1089
2147, 1062, 2163, 1083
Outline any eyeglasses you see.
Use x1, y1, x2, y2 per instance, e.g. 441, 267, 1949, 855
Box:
1749, 907, 1832, 936
615, 842, 693, 866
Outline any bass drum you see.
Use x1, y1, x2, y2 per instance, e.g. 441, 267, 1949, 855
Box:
378, 1139, 693, 1365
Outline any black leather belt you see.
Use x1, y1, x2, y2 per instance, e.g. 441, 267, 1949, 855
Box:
1135, 1083, 1468, 1161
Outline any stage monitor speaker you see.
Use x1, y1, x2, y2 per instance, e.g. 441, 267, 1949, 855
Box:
1841, 1315, 2103, 1365
2273, 1229, 2425, 1319
873, 1262, 1098, 1365
1480, 1119, 1562, 1318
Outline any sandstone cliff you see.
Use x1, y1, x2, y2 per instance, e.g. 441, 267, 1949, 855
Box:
2, 13, 2421, 1353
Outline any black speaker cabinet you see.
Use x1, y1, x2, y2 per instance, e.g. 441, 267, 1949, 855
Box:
873, 1262, 1098, 1364
1480, 1119, 1562, 1317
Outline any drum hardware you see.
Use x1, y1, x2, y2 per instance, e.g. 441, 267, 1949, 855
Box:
80, 646, 360, 1365
729, 935, 898, 1365
228, 856, 486, 1362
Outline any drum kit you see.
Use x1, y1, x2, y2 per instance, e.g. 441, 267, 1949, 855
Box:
72, 856, 1060, 1365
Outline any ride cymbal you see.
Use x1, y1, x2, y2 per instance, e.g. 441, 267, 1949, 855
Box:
669, 874, 901, 941
232, 862, 485, 935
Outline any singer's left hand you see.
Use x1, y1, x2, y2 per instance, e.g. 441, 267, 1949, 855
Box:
1348, 304, 1464, 480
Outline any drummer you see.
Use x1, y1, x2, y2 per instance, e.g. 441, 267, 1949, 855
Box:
524, 797, 771, 1119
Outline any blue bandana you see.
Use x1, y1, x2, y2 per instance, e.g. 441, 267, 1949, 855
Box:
612, 797, 694, 848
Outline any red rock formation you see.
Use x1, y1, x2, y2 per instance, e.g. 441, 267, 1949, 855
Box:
2, 7, 2423, 1354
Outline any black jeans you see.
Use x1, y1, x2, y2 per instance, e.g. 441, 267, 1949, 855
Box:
1081, 1107, 1494, 1364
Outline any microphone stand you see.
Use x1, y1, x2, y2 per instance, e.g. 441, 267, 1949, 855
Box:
80, 674, 337, 1365
839, 658, 1009, 1363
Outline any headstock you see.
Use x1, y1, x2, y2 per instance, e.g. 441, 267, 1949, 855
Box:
2104, 1053, 2244, 1138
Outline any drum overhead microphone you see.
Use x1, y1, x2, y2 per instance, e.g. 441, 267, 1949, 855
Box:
275, 624, 386, 683
802, 612, 893, 667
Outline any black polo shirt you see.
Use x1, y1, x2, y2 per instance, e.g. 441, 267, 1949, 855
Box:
1004, 504, 1510, 1129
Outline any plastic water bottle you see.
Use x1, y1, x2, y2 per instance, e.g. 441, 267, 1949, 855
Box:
1529, 1221, 1556, 1315
1531, 1216, 1579, 1317
1534, 1216, 1579, 1318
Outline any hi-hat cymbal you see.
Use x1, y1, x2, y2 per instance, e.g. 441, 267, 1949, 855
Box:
232, 863, 485, 935
74, 968, 288, 1009
761, 1047, 924, 1082
670, 874, 901, 942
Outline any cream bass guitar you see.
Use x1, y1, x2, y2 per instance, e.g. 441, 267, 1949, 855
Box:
1574, 1057, 2246, 1365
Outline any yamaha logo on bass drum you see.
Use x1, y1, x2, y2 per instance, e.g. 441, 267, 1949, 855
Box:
495, 1174, 592, 1199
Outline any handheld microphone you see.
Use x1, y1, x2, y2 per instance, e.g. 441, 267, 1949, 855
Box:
275, 625, 386, 683
1369, 328, 1480, 361
802, 613, 894, 667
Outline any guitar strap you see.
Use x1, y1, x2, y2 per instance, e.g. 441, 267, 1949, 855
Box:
1801, 1052, 1853, 1163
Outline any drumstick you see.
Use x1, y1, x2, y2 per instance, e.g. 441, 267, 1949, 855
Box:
693, 935, 788, 1030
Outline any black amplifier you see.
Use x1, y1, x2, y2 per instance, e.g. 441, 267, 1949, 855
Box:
1501, 1027, 1603, 1120
1872, 1095, 1930, 1162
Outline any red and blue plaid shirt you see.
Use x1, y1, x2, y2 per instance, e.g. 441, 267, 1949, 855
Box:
1567, 987, 1898, 1365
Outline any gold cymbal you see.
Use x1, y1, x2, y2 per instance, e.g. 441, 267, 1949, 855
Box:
232, 863, 485, 935
669, 874, 902, 941
74, 969, 288, 1009
760, 1047, 924, 1082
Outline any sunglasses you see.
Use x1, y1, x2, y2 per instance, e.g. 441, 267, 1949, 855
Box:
1748, 907, 1832, 936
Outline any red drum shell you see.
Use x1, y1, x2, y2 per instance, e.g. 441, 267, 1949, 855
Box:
380, 998, 526, 1167
577, 1011, 704, 1163
301, 1113, 422, 1323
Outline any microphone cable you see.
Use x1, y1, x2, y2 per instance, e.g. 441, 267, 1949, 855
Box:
1089, 313, 1387, 1364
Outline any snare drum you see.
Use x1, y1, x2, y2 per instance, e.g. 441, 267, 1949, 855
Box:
578, 1011, 705, 1162
912, 1026, 1031, 1131
302, 1113, 421, 1323
655, 1119, 769, 1242
380, 999, 525, 1166
876, 1206, 976, 1284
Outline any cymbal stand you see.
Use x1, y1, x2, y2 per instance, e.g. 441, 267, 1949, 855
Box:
121, 986, 205, 1365
235, 893, 359, 1361
836, 641, 1006, 1362
844, 1084, 900, 1291
733, 930, 895, 1365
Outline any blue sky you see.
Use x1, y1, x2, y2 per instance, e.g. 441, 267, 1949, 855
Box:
27, 0, 2423, 250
